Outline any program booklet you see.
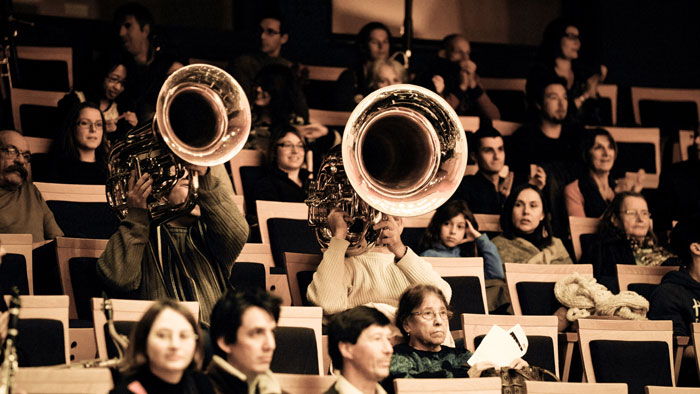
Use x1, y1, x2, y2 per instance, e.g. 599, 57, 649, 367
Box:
467, 324, 528, 367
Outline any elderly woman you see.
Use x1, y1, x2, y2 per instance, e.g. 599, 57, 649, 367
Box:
383, 284, 526, 392
111, 299, 213, 394
492, 184, 573, 265
581, 191, 678, 292
368, 58, 407, 91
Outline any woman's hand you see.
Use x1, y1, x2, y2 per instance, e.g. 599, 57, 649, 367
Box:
374, 215, 407, 258
509, 357, 529, 369
296, 123, 328, 141
468, 361, 499, 378
327, 208, 349, 240
120, 111, 138, 127
432, 75, 445, 95
105, 119, 118, 133
459, 60, 478, 91
528, 164, 547, 190
614, 169, 646, 193
126, 170, 152, 210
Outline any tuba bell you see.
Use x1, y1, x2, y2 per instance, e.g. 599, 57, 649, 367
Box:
306, 84, 467, 252
106, 64, 251, 224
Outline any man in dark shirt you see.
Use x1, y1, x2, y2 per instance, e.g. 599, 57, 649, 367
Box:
507, 76, 581, 239
452, 125, 511, 214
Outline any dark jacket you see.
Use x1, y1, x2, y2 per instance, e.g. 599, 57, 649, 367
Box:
649, 270, 700, 337
580, 231, 635, 293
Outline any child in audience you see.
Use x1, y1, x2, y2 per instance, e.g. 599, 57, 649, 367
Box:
420, 200, 504, 280
112, 299, 213, 394
492, 184, 573, 265
36, 101, 109, 184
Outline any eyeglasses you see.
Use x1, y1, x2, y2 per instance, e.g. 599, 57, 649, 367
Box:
277, 142, 304, 150
0, 146, 31, 162
105, 75, 126, 86
621, 210, 651, 219
259, 27, 281, 36
151, 329, 198, 343
76, 119, 104, 129
564, 33, 580, 40
411, 309, 453, 321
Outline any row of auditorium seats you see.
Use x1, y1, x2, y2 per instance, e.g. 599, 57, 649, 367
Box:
8, 45, 700, 141
8, 292, 700, 394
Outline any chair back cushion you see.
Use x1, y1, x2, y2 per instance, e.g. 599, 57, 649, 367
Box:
0, 253, 29, 295
444, 276, 485, 331
17, 319, 65, 366
590, 340, 672, 394
270, 326, 319, 375
47, 201, 120, 239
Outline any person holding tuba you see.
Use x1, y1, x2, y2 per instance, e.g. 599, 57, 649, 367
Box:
97, 164, 248, 327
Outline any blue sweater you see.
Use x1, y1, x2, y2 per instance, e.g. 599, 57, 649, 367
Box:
421, 234, 505, 280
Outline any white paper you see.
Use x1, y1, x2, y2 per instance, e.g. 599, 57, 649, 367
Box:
467, 324, 528, 367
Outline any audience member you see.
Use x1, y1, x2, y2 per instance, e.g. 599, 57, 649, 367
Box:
325, 306, 393, 394
254, 126, 310, 203
419, 200, 504, 280
492, 184, 573, 265
564, 128, 643, 218
655, 129, 700, 243
306, 207, 452, 316
247, 64, 311, 151
112, 299, 213, 394
229, 12, 295, 105
527, 17, 608, 126
114, 2, 184, 121
207, 289, 282, 394
59, 52, 138, 142
451, 125, 512, 214
368, 58, 407, 91
581, 191, 678, 293
97, 165, 248, 325
334, 22, 392, 110
35, 102, 109, 184
427, 34, 500, 119
383, 284, 526, 392
0, 130, 63, 243
508, 76, 581, 238
649, 213, 700, 337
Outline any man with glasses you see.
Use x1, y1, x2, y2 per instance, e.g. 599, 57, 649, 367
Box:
0, 130, 63, 243
228, 12, 294, 103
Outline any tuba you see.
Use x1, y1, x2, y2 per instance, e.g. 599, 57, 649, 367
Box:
106, 64, 251, 224
306, 84, 467, 252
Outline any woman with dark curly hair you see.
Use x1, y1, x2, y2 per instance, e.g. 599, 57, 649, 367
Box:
492, 184, 573, 265
419, 200, 504, 280
36, 101, 110, 184
581, 191, 678, 292
111, 299, 213, 394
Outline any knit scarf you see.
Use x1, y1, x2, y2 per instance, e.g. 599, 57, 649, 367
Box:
629, 236, 676, 267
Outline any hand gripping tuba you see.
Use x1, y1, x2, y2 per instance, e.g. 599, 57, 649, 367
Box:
106, 64, 251, 224
306, 84, 468, 251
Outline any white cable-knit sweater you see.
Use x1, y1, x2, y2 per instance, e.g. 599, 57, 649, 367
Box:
306, 237, 453, 315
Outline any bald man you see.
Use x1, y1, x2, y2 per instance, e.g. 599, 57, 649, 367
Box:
0, 130, 63, 242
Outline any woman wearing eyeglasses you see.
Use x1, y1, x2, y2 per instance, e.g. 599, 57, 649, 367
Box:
36, 101, 110, 184
111, 299, 214, 394
382, 284, 527, 393
581, 191, 679, 292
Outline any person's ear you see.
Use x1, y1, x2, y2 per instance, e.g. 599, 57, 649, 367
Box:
142, 23, 150, 37
280, 33, 288, 45
216, 337, 232, 355
690, 242, 700, 256
402, 320, 411, 336
338, 342, 354, 361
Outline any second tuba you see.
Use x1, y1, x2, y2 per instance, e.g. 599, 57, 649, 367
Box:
106, 64, 251, 224
306, 84, 467, 252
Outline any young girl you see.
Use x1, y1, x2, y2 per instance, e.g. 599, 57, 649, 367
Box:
420, 200, 504, 280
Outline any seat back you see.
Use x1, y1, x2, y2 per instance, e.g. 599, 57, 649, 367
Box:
631, 87, 700, 131
577, 318, 675, 392
91, 298, 199, 360
692, 323, 700, 386
229, 149, 264, 196
10, 89, 65, 137
598, 84, 619, 126
274, 373, 336, 394
504, 263, 594, 315
284, 252, 322, 306
308, 109, 351, 128
276, 306, 324, 375
15, 367, 113, 393
474, 214, 502, 233
569, 216, 601, 262
6, 295, 70, 366
393, 377, 502, 393
617, 265, 679, 300
55, 237, 109, 320
426, 257, 488, 335
461, 313, 559, 378
678, 130, 695, 162
0, 234, 33, 294
257, 201, 319, 269
401, 211, 434, 253
606, 126, 662, 189
526, 381, 627, 394
236, 243, 276, 292
14, 46, 73, 91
